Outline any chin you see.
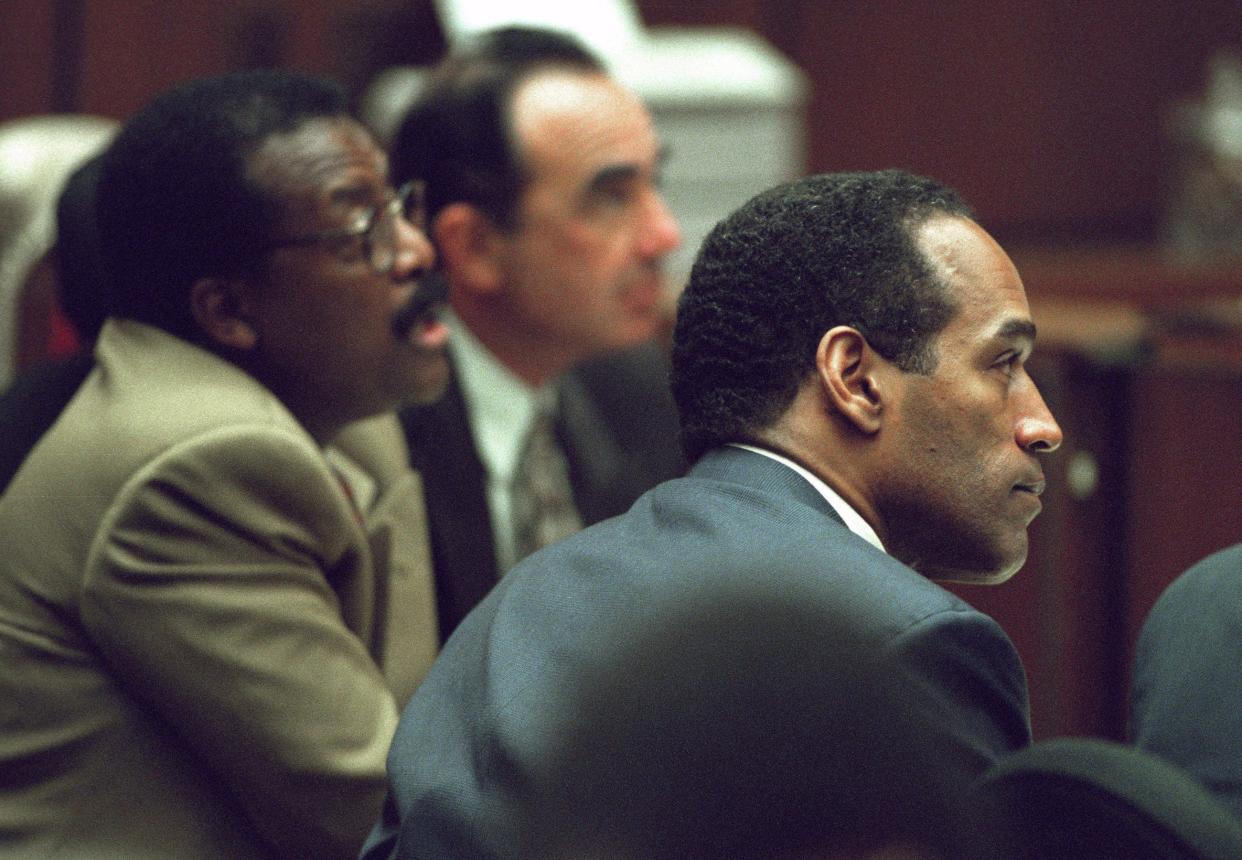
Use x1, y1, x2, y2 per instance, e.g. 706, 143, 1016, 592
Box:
397, 355, 451, 406
618, 300, 664, 339
932, 567, 1021, 586
922, 550, 1027, 586
612, 316, 658, 344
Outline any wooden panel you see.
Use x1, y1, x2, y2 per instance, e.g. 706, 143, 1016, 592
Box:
70, 1, 440, 116
76, 1, 228, 118
795, 2, 1167, 238
650, 0, 1242, 241
11, 0, 1242, 241
1124, 341, 1242, 666
0, 1, 58, 120
1015, 246, 1242, 309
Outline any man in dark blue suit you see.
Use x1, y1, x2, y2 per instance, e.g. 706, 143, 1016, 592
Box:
1130, 545, 1242, 820
363, 169, 1064, 859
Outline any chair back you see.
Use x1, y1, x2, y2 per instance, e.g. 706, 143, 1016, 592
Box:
974, 737, 1242, 860
0, 115, 116, 385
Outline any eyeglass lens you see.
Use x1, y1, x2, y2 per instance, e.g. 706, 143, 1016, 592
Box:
369, 182, 426, 273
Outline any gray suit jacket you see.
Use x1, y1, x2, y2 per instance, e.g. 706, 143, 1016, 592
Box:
1130, 543, 1242, 820
0, 319, 439, 859
398, 341, 684, 639
362, 446, 1032, 859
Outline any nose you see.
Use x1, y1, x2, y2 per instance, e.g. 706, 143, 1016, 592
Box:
637, 188, 682, 260
391, 213, 435, 277
1016, 381, 1063, 454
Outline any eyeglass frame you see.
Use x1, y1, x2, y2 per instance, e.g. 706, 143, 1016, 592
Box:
263, 179, 426, 274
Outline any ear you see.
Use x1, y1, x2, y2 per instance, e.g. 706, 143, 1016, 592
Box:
816, 326, 885, 435
189, 277, 258, 351
432, 202, 506, 295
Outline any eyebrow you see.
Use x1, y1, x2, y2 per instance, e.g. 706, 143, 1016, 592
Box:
587, 163, 639, 190
995, 318, 1038, 343
327, 182, 380, 207
583, 145, 672, 196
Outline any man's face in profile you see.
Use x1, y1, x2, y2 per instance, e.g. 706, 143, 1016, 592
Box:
875, 216, 1062, 584
241, 116, 449, 430
493, 69, 682, 363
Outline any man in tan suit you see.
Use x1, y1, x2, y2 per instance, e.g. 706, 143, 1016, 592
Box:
0, 70, 447, 859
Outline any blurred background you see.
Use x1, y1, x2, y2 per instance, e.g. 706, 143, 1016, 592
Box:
5, 0, 1242, 742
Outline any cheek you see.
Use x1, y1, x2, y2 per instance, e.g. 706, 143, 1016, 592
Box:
525, 240, 626, 312
898, 395, 1004, 491
551, 219, 631, 273
919, 382, 1005, 449
303, 278, 398, 356
937, 415, 1012, 495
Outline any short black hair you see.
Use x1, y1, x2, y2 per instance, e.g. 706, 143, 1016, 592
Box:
96, 69, 347, 339
54, 152, 108, 342
671, 169, 973, 463
389, 26, 603, 230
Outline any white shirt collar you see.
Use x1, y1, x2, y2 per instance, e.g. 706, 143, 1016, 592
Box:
449, 310, 556, 484
448, 311, 559, 572
729, 443, 885, 553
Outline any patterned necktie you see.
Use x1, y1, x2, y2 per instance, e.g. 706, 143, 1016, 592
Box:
510, 409, 583, 565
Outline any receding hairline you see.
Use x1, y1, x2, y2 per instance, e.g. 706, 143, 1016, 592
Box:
506, 67, 643, 171
911, 214, 1040, 364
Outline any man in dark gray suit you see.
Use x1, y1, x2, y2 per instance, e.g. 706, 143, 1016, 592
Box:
1130, 544, 1242, 821
390, 27, 685, 638
363, 169, 1064, 859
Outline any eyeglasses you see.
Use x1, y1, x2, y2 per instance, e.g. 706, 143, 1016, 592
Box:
265, 180, 426, 274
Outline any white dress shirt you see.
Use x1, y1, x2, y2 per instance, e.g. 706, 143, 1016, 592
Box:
448, 312, 559, 573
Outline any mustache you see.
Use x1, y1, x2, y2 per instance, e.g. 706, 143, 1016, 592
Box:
391, 270, 449, 339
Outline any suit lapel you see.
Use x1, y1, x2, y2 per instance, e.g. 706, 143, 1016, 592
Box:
400, 366, 500, 640
557, 345, 687, 526
331, 414, 441, 706
557, 373, 628, 525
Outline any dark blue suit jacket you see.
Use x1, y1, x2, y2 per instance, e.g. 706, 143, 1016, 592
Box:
362, 446, 1032, 859
1131, 543, 1242, 820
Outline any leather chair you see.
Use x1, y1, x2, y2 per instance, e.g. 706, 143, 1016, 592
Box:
0, 115, 116, 386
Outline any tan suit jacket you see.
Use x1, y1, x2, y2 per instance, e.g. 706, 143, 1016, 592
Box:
0, 319, 439, 859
